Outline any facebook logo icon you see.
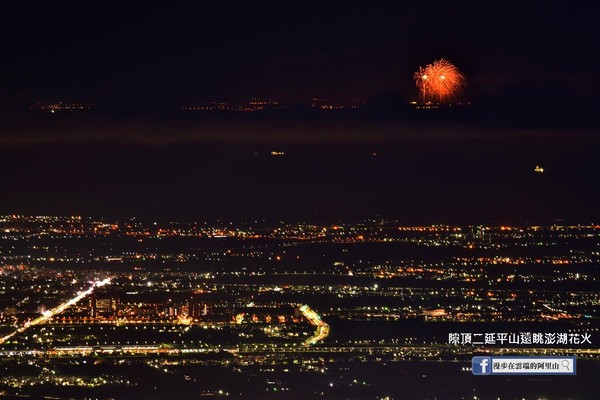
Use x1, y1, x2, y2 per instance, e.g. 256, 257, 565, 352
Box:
472, 357, 492, 375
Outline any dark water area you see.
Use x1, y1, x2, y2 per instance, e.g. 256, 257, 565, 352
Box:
1, 123, 599, 224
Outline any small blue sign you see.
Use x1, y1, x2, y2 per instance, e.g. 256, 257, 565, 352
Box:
472, 356, 492, 375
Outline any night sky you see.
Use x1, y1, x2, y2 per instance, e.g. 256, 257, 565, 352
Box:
1, 2, 598, 103
0, 2, 599, 222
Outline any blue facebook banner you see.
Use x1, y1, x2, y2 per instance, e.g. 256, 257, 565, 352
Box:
472, 356, 576, 375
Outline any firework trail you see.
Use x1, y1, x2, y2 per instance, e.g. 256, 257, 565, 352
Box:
414, 58, 465, 104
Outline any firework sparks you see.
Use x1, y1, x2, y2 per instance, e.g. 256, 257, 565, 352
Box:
414, 58, 465, 104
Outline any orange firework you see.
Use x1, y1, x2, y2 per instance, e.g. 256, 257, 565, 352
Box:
414, 58, 465, 104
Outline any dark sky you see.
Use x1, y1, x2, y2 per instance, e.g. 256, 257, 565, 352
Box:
1, 2, 599, 222
2, 2, 598, 103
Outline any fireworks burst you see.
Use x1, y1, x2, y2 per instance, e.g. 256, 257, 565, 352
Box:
414, 58, 466, 104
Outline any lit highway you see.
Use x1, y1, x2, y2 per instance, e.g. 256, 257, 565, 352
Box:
1, 343, 598, 359
298, 304, 330, 345
0, 278, 111, 345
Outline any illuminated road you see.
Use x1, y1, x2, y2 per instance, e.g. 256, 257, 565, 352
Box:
0, 278, 111, 345
2, 344, 598, 359
298, 304, 330, 345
